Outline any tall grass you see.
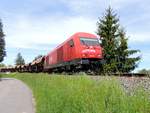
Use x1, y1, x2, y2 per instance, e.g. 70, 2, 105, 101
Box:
1, 73, 150, 113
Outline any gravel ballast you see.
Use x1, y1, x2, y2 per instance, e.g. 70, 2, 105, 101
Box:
90, 76, 150, 93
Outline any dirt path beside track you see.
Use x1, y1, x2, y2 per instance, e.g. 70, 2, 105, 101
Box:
0, 78, 35, 113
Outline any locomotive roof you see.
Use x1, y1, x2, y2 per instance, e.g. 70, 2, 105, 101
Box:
46, 32, 98, 56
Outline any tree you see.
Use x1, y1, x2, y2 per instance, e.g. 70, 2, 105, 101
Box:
0, 19, 6, 62
15, 53, 25, 65
97, 7, 120, 73
97, 7, 140, 73
138, 69, 150, 75
117, 28, 141, 72
0, 63, 5, 67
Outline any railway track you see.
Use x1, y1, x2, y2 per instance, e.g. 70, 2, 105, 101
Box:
89, 74, 150, 93
84, 72, 148, 77
0, 67, 148, 77
106, 73, 148, 77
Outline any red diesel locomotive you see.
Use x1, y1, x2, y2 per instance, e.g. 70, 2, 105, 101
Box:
44, 32, 103, 73
0, 32, 104, 73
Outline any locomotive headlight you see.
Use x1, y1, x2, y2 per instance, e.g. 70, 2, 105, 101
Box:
98, 54, 101, 57
82, 50, 87, 57
82, 54, 86, 57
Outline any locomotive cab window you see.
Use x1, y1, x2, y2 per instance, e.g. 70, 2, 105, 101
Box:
80, 37, 100, 46
69, 39, 74, 47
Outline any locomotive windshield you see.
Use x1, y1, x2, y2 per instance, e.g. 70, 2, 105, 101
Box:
80, 37, 100, 46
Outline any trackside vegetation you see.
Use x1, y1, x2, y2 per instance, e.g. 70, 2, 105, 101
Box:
0, 19, 6, 63
97, 7, 141, 73
1, 73, 150, 113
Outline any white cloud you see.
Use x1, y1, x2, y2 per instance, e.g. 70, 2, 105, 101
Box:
4, 15, 97, 49
60, 0, 108, 14
2, 0, 150, 49
128, 32, 150, 43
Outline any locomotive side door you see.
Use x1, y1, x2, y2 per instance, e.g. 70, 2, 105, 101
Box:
67, 39, 75, 61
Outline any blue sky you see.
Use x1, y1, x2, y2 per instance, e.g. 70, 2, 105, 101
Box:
0, 0, 150, 71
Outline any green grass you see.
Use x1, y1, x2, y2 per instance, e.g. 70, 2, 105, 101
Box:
1, 73, 150, 113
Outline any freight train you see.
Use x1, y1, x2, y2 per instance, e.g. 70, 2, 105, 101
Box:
0, 32, 104, 74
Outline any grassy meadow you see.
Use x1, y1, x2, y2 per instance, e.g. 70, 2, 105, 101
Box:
1, 73, 150, 113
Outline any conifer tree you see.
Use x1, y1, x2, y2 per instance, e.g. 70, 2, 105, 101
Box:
0, 19, 6, 62
97, 7, 141, 73
97, 7, 119, 73
15, 53, 25, 65
117, 28, 141, 72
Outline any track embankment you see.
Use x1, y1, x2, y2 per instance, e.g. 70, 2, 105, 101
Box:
90, 76, 150, 93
